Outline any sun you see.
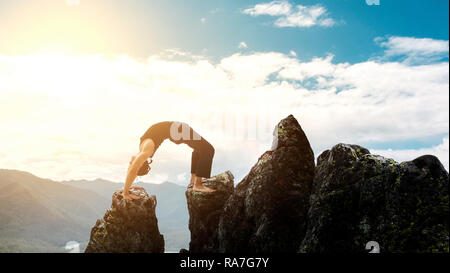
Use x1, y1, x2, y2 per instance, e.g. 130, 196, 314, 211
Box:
1, 0, 127, 56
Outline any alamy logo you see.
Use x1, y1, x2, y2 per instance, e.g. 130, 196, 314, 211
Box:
366, 0, 380, 5
365, 241, 380, 253
170, 122, 201, 141
65, 241, 80, 253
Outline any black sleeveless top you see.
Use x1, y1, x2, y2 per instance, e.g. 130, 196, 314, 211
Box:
140, 121, 200, 152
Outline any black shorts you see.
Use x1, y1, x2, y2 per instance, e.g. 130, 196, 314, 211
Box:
188, 137, 215, 178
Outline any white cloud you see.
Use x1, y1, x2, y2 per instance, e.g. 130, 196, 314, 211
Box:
176, 172, 187, 182
372, 136, 449, 171
243, 1, 335, 28
238, 41, 248, 49
376, 36, 449, 64
219, 52, 291, 87
200, 18, 206, 24
141, 172, 169, 184
275, 5, 335, 28
289, 50, 297, 57
278, 54, 338, 81
0, 36, 448, 184
243, 0, 292, 16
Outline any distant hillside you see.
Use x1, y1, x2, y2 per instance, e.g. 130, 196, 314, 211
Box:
0, 169, 109, 252
63, 179, 190, 252
0, 169, 189, 252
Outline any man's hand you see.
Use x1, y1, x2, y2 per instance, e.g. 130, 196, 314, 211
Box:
122, 190, 141, 200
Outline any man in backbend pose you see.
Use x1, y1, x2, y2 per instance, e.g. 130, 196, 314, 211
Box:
123, 121, 215, 200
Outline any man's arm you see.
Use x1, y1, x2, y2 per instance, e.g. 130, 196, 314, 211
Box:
123, 152, 150, 199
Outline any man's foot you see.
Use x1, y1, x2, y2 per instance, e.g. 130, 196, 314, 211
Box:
130, 185, 144, 189
189, 179, 208, 187
193, 185, 215, 193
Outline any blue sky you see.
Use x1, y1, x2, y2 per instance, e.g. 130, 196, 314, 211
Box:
3, 0, 447, 62
0, 0, 448, 182
84, 0, 450, 63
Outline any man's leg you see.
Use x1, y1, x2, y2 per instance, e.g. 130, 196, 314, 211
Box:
192, 141, 215, 192
189, 173, 195, 186
190, 150, 199, 187
185, 128, 215, 192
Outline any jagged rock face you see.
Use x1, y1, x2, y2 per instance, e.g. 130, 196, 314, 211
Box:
217, 114, 315, 253
185, 171, 234, 253
85, 188, 164, 253
300, 144, 449, 253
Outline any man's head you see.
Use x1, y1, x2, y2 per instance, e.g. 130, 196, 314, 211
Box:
129, 155, 151, 176
137, 160, 150, 176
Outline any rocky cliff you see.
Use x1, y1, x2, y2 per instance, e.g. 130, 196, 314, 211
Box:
85, 115, 448, 253
184, 115, 315, 253
217, 114, 315, 253
185, 171, 234, 253
184, 115, 448, 253
85, 188, 164, 253
299, 144, 449, 253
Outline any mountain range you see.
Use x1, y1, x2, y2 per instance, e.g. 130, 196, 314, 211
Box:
0, 169, 189, 252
